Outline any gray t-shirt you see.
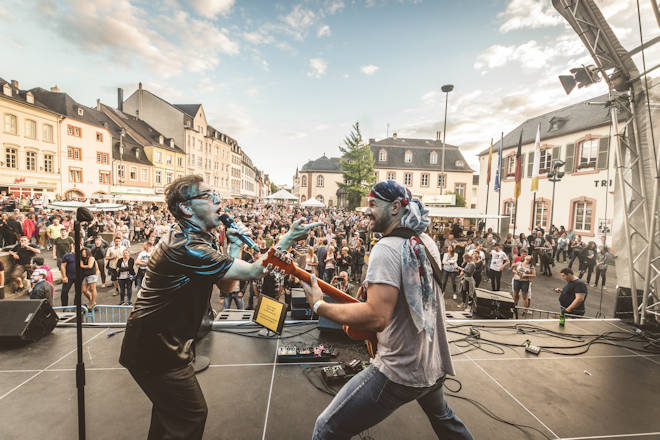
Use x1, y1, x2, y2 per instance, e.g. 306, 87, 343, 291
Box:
365, 233, 455, 387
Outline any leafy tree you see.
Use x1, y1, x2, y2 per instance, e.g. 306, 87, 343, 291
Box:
337, 122, 376, 209
270, 182, 278, 194
447, 192, 466, 207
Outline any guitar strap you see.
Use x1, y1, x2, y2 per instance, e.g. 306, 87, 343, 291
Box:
385, 227, 444, 288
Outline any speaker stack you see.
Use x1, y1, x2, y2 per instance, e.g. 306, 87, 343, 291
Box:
471, 288, 515, 319
290, 287, 316, 320
0, 299, 58, 344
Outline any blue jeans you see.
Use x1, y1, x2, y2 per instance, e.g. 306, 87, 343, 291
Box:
313, 365, 473, 440
223, 292, 244, 310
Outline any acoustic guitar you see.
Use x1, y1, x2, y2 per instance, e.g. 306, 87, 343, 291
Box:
262, 247, 378, 357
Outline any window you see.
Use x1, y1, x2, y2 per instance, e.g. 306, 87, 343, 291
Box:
67, 146, 82, 160
317, 175, 324, 187
44, 154, 53, 173
166, 154, 172, 165
573, 200, 593, 232
504, 201, 516, 217
317, 195, 324, 203
437, 173, 446, 188
578, 139, 598, 169
387, 172, 396, 180
96, 152, 109, 164
506, 155, 516, 177
155, 170, 162, 184
155, 151, 162, 163
67, 125, 81, 137
534, 201, 549, 229
404, 151, 412, 163
177, 157, 183, 167
404, 172, 412, 186
43, 124, 53, 142
166, 172, 173, 184
24, 120, 36, 139
117, 164, 126, 180
140, 168, 148, 182
539, 148, 552, 172
455, 183, 466, 198
4, 114, 17, 134
99, 171, 111, 184
379, 149, 387, 161
430, 151, 438, 164
5, 147, 17, 168
130, 166, 137, 181
421, 173, 429, 187
301, 175, 307, 186
96, 132, 103, 142
26, 151, 36, 171
69, 167, 82, 183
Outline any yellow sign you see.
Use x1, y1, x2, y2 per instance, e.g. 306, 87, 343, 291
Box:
254, 295, 286, 334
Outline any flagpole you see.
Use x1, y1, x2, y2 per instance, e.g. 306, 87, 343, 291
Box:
497, 132, 503, 234
531, 191, 536, 232
484, 138, 492, 231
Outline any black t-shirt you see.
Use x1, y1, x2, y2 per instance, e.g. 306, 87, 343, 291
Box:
559, 279, 588, 312
11, 244, 36, 266
54, 237, 74, 258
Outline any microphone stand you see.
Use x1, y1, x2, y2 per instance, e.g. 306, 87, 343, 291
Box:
74, 219, 86, 440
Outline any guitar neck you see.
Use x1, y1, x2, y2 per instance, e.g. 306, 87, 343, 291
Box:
290, 266, 358, 304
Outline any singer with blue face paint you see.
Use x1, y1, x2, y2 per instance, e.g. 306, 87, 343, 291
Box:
119, 175, 320, 440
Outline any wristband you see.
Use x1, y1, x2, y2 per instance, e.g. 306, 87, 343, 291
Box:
313, 299, 325, 314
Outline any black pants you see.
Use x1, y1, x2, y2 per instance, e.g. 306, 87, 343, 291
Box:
594, 268, 607, 287
60, 280, 74, 306
96, 258, 106, 284
119, 278, 133, 303
581, 264, 595, 284
556, 249, 567, 263
473, 271, 482, 288
129, 365, 207, 440
568, 253, 580, 270
489, 269, 502, 291
441, 270, 457, 294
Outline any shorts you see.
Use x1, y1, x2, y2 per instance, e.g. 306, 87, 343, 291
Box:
84, 275, 98, 284
109, 268, 118, 281
512, 279, 530, 294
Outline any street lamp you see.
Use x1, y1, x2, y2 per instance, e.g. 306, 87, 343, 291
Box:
440, 84, 454, 194
548, 159, 565, 229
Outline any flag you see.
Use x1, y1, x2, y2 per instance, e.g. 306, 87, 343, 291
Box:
486, 139, 493, 185
493, 138, 502, 192
513, 129, 523, 199
531, 123, 541, 191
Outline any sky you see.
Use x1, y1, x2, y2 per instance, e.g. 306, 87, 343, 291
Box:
0, 0, 658, 185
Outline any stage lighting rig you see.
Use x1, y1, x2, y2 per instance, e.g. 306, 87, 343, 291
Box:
558, 65, 601, 95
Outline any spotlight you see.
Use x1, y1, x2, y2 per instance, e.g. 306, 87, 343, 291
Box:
558, 65, 600, 95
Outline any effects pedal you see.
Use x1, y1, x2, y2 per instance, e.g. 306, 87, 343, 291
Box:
277, 344, 338, 363
321, 365, 347, 383
524, 340, 541, 355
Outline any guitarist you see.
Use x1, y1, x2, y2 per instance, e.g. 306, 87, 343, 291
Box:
302, 180, 473, 440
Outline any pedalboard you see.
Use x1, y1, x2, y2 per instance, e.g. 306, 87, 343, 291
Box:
321, 359, 368, 384
524, 339, 541, 355
277, 344, 338, 363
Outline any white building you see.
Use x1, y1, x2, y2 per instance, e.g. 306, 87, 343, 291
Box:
477, 93, 615, 238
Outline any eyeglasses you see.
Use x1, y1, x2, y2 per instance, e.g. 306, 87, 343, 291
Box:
185, 191, 222, 204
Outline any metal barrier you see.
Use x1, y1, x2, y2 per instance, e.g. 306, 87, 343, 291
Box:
514, 306, 590, 320
88, 305, 133, 323
53, 305, 92, 323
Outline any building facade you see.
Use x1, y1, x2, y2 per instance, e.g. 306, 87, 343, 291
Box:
0, 79, 61, 199
477, 93, 615, 238
298, 155, 344, 206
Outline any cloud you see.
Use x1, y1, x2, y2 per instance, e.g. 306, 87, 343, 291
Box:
360, 64, 379, 75
246, 87, 258, 96
307, 58, 328, 78
325, 1, 345, 14
193, 77, 226, 94
282, 4, 316, 39
243, 30, 274, 45
497, 0, 563, 33
317, 24, 331, 37
188, 0, 235, 19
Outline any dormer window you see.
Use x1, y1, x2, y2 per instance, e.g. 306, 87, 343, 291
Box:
169, 139, 174, 147
26, 92, 34, 104
135, 149, 140, 159
77, 107, 84, 116
430, 151, 438, 164
2, 84, 12, 96
455, 160, 465, 167
159, 135, 164, 144
378, 149, 387, 161
404, 150, 412, 163
548, 116, 567, 132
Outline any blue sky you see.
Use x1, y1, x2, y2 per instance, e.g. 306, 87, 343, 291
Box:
1, 0, 657, 184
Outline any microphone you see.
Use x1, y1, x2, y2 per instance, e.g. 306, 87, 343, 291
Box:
219, 213, 259, 251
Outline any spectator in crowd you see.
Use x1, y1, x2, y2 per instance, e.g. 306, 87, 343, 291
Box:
106, 236, 125, 296
593, 245, 613, 289
134, 241, 153, 294
337, 246, 352, 275
32, 256, 53, 286
89, 236, 108, 288
579, 241, 598, 284
52, 228, 74, 269
80, 247, 99, 308
555, 268, 588, 316
29, 268, 53, 304
46, 216, 64, 250
441, 244, 459, 299
557, 232, 569, 263
568, 235, 585, 270
457, 253, 475, 307
116, 249, 135, 305
488, 243, 509, 291
8, 236, 40, 292
60, 249, 76, 307
324, 245, 336, 283
512, 254, 535, 310
304, 246, 318, 276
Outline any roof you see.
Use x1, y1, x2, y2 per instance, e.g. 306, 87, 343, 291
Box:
111, 140, 154, 166
370, 137, 473, 172
0, 78, 60, 115
477, 93, 615, 156
301, 155, 342, 172
30, 87, 109, 129
174, 104, 202, 118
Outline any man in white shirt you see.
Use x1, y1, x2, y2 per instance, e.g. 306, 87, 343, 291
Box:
489, 243, 509, 291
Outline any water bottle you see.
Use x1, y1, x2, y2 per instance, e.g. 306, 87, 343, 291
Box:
559, 311, 566, 327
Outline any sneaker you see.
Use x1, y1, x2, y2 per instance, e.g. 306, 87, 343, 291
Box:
452, 294, 457, 300
113, 289, 119, 296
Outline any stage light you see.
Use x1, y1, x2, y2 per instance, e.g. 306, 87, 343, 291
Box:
558, 65, 600, 95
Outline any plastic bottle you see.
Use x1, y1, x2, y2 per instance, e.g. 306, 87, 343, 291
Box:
559, 311, 566, 327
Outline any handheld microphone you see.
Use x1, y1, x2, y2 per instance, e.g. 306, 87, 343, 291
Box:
219, 213, 259, 251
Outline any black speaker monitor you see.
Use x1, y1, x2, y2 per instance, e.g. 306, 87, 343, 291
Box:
0, 299, 58, 344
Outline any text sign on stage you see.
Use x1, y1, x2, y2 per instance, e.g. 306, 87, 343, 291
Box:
253, 295, 287, 334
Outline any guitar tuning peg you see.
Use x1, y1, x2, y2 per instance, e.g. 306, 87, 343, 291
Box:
286, 257, 292, 264
266, 263, 273, 271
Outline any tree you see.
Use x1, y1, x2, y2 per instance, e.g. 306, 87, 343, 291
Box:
270, 182, 278, 194
337, 122, 377, 209
447, 192, 466, 207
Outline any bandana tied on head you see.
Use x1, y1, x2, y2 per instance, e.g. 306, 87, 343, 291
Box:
370, 180, 437, 342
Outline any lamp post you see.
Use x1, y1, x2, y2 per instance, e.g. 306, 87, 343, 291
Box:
440, 84, 454, 194
548, 159, 565, 230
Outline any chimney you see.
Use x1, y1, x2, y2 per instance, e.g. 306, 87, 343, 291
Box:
117, 88, 124, 111
392, 132, 398, 140
96, 98, 101, 111
436, 131, 441, 141
137, 82, 143, 120
10, 80, 18, 89
50, 85, 60, 92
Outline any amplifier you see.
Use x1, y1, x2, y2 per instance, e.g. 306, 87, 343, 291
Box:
291, 307, 315, 320
216, 310, 255, 321
318, 295, 343, 332
472, 288, 514, 319
0, 299, 58, 344
291, 288, 307, 308
614, 287, 645, 322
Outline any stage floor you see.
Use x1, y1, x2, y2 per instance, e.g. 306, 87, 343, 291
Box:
1, 318, 659, 440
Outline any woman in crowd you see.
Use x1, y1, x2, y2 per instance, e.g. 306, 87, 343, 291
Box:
441, 244, 459, 298
116, 249, 135, 305
557, 232, 569, 263
337, 246, 352, 276
80, 247, 99, 308
580, 241, 598, 284
324, 245, 336, 282
304, 246, 318, 276
593, 245, 612, 289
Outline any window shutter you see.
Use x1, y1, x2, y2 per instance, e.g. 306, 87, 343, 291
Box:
527, 151, 534, 176
552, 145, 560, 162
564, 143, 575, 173
521, 153, 526, 178
597, 137, 610, 170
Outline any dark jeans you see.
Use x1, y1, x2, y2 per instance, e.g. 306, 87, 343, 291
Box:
119, 278, 133, 303
568, 253, 580, 270
594, 268, 607, 287
556, 248, 567, 263
96, 258, 106, 284
135, 270, 146, 294
129, 365, 207, 440
60, 280, 74, 306
489, 269, 502, 291
313, 365, 473, 440
223, 291, 244, 310
579, 263, 595, 284
441, 270, 457, 294
324, 267, 335, 283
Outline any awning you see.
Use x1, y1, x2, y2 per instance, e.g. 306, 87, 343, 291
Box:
112, 194, 164, 202
427, 207, 508, 219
